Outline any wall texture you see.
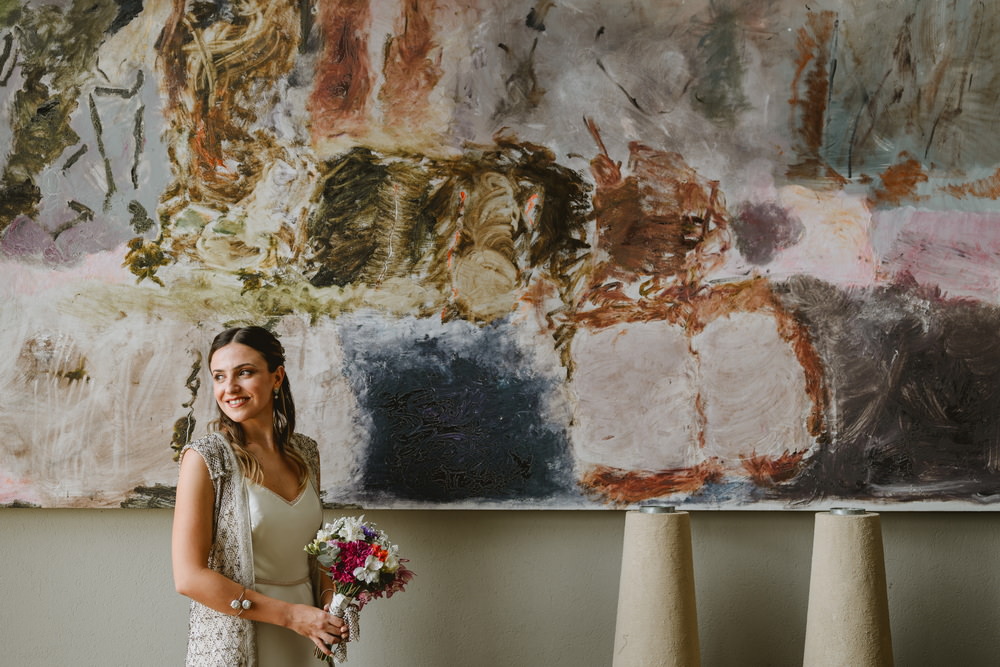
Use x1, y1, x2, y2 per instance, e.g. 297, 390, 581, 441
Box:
1, 509, 998, 666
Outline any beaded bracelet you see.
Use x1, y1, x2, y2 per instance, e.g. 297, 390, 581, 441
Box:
230, 588, 252, 617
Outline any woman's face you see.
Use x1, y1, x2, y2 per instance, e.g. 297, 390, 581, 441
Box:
210, 342, 284, 428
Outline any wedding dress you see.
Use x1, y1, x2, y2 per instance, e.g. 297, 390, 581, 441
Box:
247, 480, 323, 666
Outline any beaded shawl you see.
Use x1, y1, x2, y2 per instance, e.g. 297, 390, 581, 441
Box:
179, 432, 322, 667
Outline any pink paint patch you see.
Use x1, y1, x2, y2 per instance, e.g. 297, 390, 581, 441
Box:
0, 242, 135, 298
0, 474, 42, 505
872, 208, 1000, 302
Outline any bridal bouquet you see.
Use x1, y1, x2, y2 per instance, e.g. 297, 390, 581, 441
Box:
305, 516, 414, 663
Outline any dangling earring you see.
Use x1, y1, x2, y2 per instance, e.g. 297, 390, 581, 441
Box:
274, 388, 279, 400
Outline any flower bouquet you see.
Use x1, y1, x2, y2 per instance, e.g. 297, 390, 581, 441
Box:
305, 515, 414, 663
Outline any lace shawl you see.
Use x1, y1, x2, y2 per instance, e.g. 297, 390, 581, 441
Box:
180, 432, 322, 667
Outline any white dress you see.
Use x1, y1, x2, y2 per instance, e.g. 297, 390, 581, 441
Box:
247, 480, 324, 666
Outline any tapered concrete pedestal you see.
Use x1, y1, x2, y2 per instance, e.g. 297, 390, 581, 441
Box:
803, 509, 893, 667
613, 508, 700, 667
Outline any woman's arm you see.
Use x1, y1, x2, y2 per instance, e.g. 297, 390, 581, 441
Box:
172, 449, 348, 655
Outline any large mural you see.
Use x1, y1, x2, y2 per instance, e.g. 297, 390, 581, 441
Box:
3, 0, 1000, 509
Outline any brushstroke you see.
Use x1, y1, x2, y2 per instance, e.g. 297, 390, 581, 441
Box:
525, 1, 554, 32
732, 201, 804, 265
338, 314, 575, 504
308, 0, 373, 144
305, 148, 437, 291
787, 10, 843, 182
157, 0, 300, 205
581, 461, 724, 505
493, 34, 545, 120
690, 2, 750, 125
582, 123, 728, 292
867, 153, 927, 207
943, 167, 1000, 200
109, 0, 145, 35
378, 0, 443, 137
871, 208, 1000, 303
88, 93, 117, 211
0, 1, 118, 234
779, 276, 1000, 500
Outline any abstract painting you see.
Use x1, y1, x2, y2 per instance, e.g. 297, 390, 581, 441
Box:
3, 0, 1000, 509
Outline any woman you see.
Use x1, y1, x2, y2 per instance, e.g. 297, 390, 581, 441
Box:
172, 326, 348, 665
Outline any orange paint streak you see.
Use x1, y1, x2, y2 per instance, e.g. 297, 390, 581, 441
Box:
869, 155, 928, 206
523, 193, 540, 226
580, 460, 724, 505
943, 166, 1000, 200
741, 450, 808, 487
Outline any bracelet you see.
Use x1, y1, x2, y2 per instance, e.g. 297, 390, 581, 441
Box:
230, 588, 252, 617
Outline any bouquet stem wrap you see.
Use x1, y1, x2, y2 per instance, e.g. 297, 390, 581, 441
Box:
328, 594, 360, 663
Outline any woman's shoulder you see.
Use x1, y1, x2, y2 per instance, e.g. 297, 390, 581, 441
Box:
289, 432, 318, 455
180, 432, 233, 478
289, 433, 321, 482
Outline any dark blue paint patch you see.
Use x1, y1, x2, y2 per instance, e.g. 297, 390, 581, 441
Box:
338, 313, 574, 503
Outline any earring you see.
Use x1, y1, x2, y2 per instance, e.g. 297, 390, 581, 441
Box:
274, 388, 279, 399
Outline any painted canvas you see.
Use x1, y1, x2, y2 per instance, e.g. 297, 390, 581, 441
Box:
3, 0, 1000, 509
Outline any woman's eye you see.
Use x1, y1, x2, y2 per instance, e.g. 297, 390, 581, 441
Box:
239, 369, 252, 376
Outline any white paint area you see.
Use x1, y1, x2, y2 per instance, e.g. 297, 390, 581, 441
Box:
695, 310, 816, 465
569, 310, 816, 473
569, 320, 699, 470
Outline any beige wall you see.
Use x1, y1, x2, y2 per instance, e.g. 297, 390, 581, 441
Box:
1, 509, 998, 666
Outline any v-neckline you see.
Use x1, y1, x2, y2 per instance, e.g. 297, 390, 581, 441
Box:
250, 481, 307, 506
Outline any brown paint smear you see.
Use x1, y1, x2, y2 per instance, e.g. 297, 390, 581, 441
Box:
309, 0, 373, 141
584, 119, 729, 290
379, 0, 443, 135
740, 450, 808, 487
787, 10, 845, 183
581, 460, 724, 505
448, 171, 522, 321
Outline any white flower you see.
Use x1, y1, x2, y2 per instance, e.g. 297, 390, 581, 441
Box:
339, 515, 367, 542
383, 546, 401, 573
353, 554, 384, 584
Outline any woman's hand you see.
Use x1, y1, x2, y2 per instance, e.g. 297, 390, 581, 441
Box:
287, 603, 349, 655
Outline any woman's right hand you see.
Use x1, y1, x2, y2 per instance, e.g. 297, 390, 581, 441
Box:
287, 603, 349, 655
